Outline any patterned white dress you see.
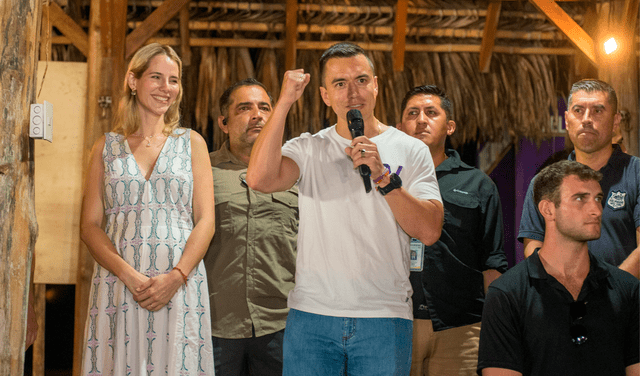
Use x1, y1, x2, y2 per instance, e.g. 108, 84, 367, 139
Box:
81, 129, 214, 375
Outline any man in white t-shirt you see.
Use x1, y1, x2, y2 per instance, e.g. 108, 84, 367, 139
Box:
246, 42, 443, 376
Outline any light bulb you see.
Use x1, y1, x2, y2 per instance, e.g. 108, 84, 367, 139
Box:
604, 37, 618, 54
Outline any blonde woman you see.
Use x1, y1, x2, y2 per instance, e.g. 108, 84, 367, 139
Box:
80, 43, 215, 374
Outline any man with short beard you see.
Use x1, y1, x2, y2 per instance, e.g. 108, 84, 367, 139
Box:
204, 78, 298, 376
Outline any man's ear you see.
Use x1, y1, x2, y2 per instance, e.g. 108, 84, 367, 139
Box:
613, 112, 622, 134
446, 120, 456, 136
217, 116, 229, 134
319, 86, 331, 107
538, 199, 556, 222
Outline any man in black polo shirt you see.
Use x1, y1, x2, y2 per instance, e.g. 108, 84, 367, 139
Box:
519, 79, 639, 273
397, 85, 508, 376
478, 160, 639, 376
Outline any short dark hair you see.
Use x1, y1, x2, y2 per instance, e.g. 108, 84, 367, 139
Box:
219, 78, 273, 118
568, 79, 618, 113
400, 85, 453, 121
533, 160, 602, 207
319, 42, 375, 87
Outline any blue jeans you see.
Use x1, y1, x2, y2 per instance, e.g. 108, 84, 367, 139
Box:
283, 309, 412, 376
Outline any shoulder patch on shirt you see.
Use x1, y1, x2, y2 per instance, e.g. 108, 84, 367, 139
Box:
607, 191, 626, 210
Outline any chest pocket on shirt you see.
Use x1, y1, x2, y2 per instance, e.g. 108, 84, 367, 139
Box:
213, 191, 238, 246
442, 191, 481, 246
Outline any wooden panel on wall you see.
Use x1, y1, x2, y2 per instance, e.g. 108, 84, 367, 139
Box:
34, 61, 87, 285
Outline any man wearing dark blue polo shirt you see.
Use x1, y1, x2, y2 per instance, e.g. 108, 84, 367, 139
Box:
519, 79, 640, 274
479, 160, 639, 376
398, 85, 508, 376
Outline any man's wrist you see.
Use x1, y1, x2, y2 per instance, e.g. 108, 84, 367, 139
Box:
376, 174, 391, 187
373, 167, 390, 185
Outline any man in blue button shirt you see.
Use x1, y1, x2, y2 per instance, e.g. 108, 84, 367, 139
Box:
519, 79, 640, 276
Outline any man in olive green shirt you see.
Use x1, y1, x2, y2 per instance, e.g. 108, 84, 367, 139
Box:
204, 78, 298, 376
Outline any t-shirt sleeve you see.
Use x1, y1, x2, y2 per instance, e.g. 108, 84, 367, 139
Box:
477, 285, 524, 374
281, 134, 306, 174
403, 142, 441, 203
518, 176, 545, 243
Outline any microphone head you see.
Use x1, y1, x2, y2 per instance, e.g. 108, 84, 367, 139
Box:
346, 109, 363, 124
347, 109, 364, 137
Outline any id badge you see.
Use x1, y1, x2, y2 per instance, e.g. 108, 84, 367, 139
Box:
410, 238, 424, 272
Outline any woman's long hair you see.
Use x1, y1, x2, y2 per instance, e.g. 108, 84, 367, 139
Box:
112, 43, 183, 137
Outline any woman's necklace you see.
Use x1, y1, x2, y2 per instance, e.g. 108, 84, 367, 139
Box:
130, 133, 158, 147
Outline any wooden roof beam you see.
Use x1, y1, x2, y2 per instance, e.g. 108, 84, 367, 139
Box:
44, 1, 88, 57
125, 0, 190, 58
529, 0, 596, 65
392, 0, 408, 72
285, 0, 298, 70
479, 1, 502, 73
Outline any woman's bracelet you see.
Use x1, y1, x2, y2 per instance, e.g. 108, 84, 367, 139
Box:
172, 266, 188, 286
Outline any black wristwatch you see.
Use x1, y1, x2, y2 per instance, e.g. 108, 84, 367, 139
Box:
378, 173, 402, 196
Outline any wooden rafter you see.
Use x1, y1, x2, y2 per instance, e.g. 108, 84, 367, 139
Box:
392, 0, 408, 72
479, 2, 502, 73
285, 0, 298, 70
528, 0, 596, 65
125, 0, 190, 58
44, 1, 88, 57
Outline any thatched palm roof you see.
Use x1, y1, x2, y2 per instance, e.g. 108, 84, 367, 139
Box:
47, 0, 616, 149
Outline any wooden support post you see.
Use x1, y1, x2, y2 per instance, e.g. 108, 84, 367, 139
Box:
392, 0, 408, 72
622, 0, 639, 31
112, 0, 128, 110
0, 0, 41, 374
285, 0, 298, 70
479, 1, 502, 73
33, 284, 46, 376
180, 4, 191, 66
72, 0, 113, 374
529, 0, 597, 65
596, 1, 639, 157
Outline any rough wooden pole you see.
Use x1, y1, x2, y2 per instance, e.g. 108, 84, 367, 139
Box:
73, 0, 101, 373
596, 1, 639, 157
0, 0, 42, 374
33, 284, 46, 376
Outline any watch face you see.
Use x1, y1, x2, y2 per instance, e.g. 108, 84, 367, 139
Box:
379, 173, 402, 195
390, 173, 402, 188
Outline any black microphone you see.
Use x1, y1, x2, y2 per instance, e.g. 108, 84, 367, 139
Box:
347, 109, 372, 193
